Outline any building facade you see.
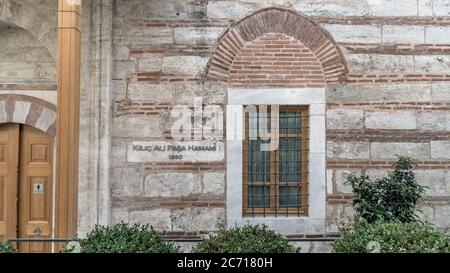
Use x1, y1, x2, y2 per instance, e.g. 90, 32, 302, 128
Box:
1, 0, 450, 252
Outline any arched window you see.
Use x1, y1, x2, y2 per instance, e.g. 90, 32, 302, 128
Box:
207, 7, 347, 234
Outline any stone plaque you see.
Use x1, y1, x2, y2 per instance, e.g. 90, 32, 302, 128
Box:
127, 141, 225, 163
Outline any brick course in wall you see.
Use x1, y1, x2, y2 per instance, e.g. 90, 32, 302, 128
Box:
347, 74, 450, 83
342, 43, 450, 55
229, 33, 325, 88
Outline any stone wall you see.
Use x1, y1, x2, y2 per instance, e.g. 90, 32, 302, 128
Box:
175, 240, 333, 253
0, 1, 57, 147
0, 17, 57, 105
0, 27, 55, 84
110, 0, 450, 237
3, 0, 450, 247
326, 82, 450, 232
111, 0, 227, 236
319, 0, 450, 233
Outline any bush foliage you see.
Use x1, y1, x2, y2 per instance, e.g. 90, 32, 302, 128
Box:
333, 220, 450, 253
68, 223, 180, 253
0, 241, 16, 253
346, 156, 426, 223
193, 225, 300, 253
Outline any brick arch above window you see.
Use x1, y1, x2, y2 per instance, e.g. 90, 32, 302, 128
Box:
0, 94, 57, 136
206, 7, 348, 84
229, 33, 326, 88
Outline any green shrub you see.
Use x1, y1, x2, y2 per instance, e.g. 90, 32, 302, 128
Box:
69, 222, 180, 253
193, 225, 300, 253
0, 241, 16, 253
333, 220, 450, 253
346, 156, 426, 223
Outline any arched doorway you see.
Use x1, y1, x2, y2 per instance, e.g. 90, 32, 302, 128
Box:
0, 123, 53, 253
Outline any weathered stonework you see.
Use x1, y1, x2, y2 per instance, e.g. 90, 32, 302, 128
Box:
365, 111, 417, 130
2, 0, 450, 253
171, 207, 225, 232
145, 173, 208, 198
327, 141, 370, 160
327, 109, 364, 130
431, 141, 450, 159
0, 94, 56, 135
334, 169, 361, 194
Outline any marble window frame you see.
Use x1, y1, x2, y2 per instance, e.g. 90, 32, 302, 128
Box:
226, 88, 327, 234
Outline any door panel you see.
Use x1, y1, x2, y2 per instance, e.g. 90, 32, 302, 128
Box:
0, 124, 20, 243
18, 125, 53, 253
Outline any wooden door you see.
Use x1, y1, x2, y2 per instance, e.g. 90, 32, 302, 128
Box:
0, 124, 20, 243
0, 124, 54, 253
18, 125, 53, 253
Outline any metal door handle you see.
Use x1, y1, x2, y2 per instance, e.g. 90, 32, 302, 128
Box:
33, 226, 42, 237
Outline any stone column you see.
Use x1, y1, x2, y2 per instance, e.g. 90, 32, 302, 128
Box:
77, 0, 113, 235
